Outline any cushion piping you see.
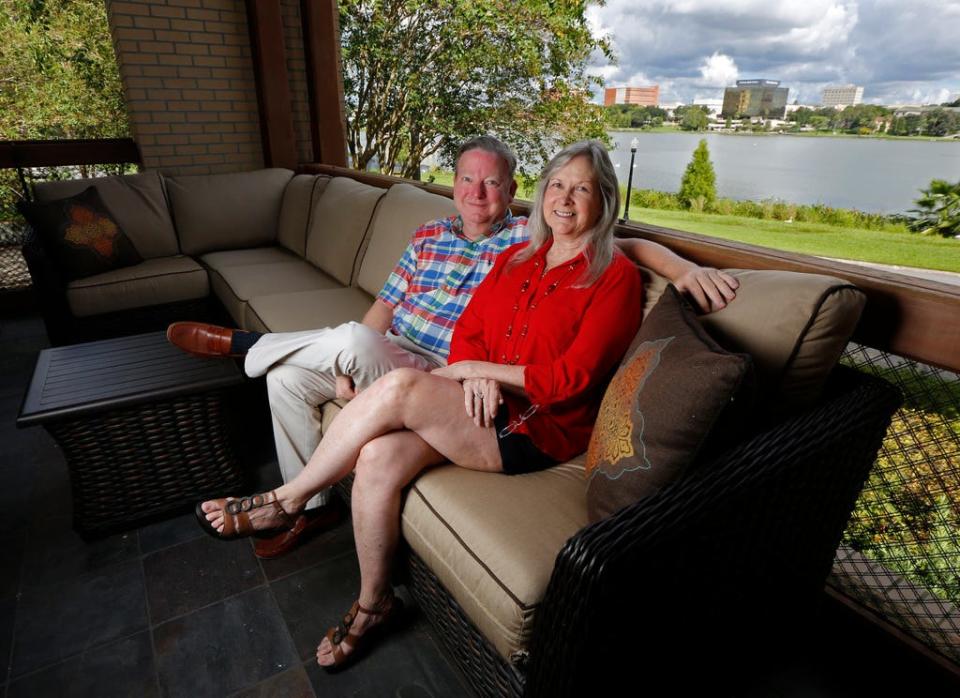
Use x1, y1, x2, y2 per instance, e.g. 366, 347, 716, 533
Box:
350, 186, 390, 287
409, 484, 538, 612
70, 267, 206, 290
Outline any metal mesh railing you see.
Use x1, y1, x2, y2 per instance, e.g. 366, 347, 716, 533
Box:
831, 343, 960, 664
0, 222, 29, 291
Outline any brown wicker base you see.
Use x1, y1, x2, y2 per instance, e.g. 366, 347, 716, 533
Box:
46, 390, 243, 537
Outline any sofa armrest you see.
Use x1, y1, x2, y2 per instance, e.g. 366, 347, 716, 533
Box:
523, 366, 901, 696
21, 227, 74, 345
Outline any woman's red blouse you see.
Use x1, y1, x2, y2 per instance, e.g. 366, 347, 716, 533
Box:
448, 239, 643, 461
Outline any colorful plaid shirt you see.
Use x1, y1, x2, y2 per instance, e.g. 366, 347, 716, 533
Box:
377, 212, 529, 358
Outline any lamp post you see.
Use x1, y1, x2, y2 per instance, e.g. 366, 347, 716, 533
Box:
621, 137, 639, 222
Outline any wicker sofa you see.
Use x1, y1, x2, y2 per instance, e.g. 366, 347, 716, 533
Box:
21, 168, 901, 695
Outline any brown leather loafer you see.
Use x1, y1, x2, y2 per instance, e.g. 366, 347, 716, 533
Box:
254, 499, 346, 559
167, 321, 240, 358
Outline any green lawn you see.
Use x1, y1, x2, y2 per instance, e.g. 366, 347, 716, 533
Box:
631, 208, 960, 273
424, 169, 960, 273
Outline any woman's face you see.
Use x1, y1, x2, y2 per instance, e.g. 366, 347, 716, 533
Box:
542, 155, 602, 240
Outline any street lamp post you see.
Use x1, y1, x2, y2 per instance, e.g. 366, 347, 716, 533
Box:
621, 137, 639, 222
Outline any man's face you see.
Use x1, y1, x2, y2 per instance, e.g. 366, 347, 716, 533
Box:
452, 149, 517, 237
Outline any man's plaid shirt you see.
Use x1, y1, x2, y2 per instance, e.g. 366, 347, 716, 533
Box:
377, 212, 529, 359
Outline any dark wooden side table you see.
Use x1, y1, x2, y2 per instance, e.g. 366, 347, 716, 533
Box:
17, 331, 246, 537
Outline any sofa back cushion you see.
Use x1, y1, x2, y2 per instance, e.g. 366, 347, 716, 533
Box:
33, 171, 179, 259
637, 267, 864, 415
165, 168, 294, 255
304, 177, 386, 285
356, 183, 457, 297
277, 174, 329, 257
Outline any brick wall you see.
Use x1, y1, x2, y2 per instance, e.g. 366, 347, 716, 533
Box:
106, 0, 266, 175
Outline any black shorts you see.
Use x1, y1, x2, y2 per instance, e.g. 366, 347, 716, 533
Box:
493, 411, 559, 475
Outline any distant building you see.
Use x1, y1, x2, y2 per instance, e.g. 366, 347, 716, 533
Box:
604, 85, 660, 107
721, 79, 789, 119
822, 85, 864, 108
693, 98, 723, 116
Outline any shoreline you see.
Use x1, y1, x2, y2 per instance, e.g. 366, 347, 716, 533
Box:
609, 126, 960, 143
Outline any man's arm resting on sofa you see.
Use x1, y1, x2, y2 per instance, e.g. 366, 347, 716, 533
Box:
614, 237, 739, 313
334, 300, 396, 400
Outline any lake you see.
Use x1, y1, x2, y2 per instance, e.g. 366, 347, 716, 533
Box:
607, 131, 960, 214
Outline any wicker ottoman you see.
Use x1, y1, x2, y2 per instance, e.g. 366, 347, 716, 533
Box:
17, 331, 246, 536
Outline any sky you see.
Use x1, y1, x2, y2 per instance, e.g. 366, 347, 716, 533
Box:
586, 0, 960, 106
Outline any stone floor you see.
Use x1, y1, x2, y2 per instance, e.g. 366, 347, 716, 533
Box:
0, 313, 468, 697
2, 309, 958, 697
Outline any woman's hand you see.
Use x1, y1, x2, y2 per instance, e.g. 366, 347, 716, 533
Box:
431, 360, 480, 381
462, 377, 503, 428
672, 266, 739, 313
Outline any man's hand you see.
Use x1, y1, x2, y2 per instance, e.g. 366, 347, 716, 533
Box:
462, 377, 503, 428
673, 266, 739, 313
335, 374, 358, 400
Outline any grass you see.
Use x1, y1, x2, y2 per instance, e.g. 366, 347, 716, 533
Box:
631, 208, 960, 273
424, 168, 960, 273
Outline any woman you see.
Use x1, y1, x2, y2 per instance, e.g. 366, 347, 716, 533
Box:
196, 140, 643, 669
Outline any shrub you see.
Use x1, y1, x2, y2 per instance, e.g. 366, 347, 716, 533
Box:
678, 139, 717, 209
909, 179, 960, 238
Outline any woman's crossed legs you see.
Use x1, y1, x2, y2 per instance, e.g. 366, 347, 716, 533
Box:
198, 367, 503, 666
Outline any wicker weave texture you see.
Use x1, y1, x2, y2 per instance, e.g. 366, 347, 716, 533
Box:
47, 391, 242, 536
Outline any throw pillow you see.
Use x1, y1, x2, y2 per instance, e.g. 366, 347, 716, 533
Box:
18, 186, 142, 281
585, 284, 753, 523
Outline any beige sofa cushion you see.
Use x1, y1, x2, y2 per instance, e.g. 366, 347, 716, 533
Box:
66, 255, 208, 317
277, 174, 329, 257
33, 171, 179, 259
201, 246, 340, 327
698, 270, 864, 413
402, 460, 589, 662
246, 286, 374, 334
166, 168, 294, 255
305, 177, 386, 285
356, 184, 458, 297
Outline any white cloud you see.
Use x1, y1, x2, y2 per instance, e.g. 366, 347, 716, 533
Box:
699, 53, 739, 87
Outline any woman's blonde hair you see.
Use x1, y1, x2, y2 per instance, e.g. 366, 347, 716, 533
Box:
512, 140, 620, 286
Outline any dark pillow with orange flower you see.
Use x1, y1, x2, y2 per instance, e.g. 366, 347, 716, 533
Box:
18, 186, 142, 281
585, 284, 754, 523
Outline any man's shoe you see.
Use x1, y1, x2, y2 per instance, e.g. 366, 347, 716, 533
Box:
167, 322, 240, 358
254, 499, 346, 559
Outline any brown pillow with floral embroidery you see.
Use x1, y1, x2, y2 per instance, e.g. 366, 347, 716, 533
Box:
19, 186, 142, 281
585, 284, 753, 523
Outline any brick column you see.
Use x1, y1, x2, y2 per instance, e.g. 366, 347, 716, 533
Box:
105, 0, 271, 174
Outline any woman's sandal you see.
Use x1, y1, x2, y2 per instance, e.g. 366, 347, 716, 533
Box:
194, 490, 297, 540
319, 592, 404, 672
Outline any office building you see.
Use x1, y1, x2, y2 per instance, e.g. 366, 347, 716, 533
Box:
604, 85, 660, 107
822, 85, 864, 108
721, 79, 789, 119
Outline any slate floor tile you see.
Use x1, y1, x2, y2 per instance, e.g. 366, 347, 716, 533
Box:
138, 512, 205, 555
0, 531, 25, 600
0, 597, 14, 684
143, 535, 264, 624
19, 516, 139, 589
11, 559, 148, 678
153, 586, 298, 698
258, 517, 356, 582
230, 663, 315, 698
6, 631, 158, 698
270, 551, 362, 660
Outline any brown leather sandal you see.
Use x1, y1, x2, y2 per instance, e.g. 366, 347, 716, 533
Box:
319, 592, 404, 672
194, 491, 297, 540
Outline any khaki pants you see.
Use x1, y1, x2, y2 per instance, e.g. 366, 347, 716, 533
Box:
243, 322, 445, 510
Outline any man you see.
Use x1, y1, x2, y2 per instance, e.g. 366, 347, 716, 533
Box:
169, 136, 738, 558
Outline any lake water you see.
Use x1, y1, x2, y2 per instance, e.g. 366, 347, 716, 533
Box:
607, 131, 960, 214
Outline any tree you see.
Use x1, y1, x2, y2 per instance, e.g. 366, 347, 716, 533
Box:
921, 108, 959, 137
338, 0, 612, 179
679, 108, 709, 131
678, 139, 716, 210
908, 179, 960, 237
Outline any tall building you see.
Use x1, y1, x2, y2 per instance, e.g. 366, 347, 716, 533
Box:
604, 85, 660, 107
721, 79, 789, 119
822, 85, 864, 108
